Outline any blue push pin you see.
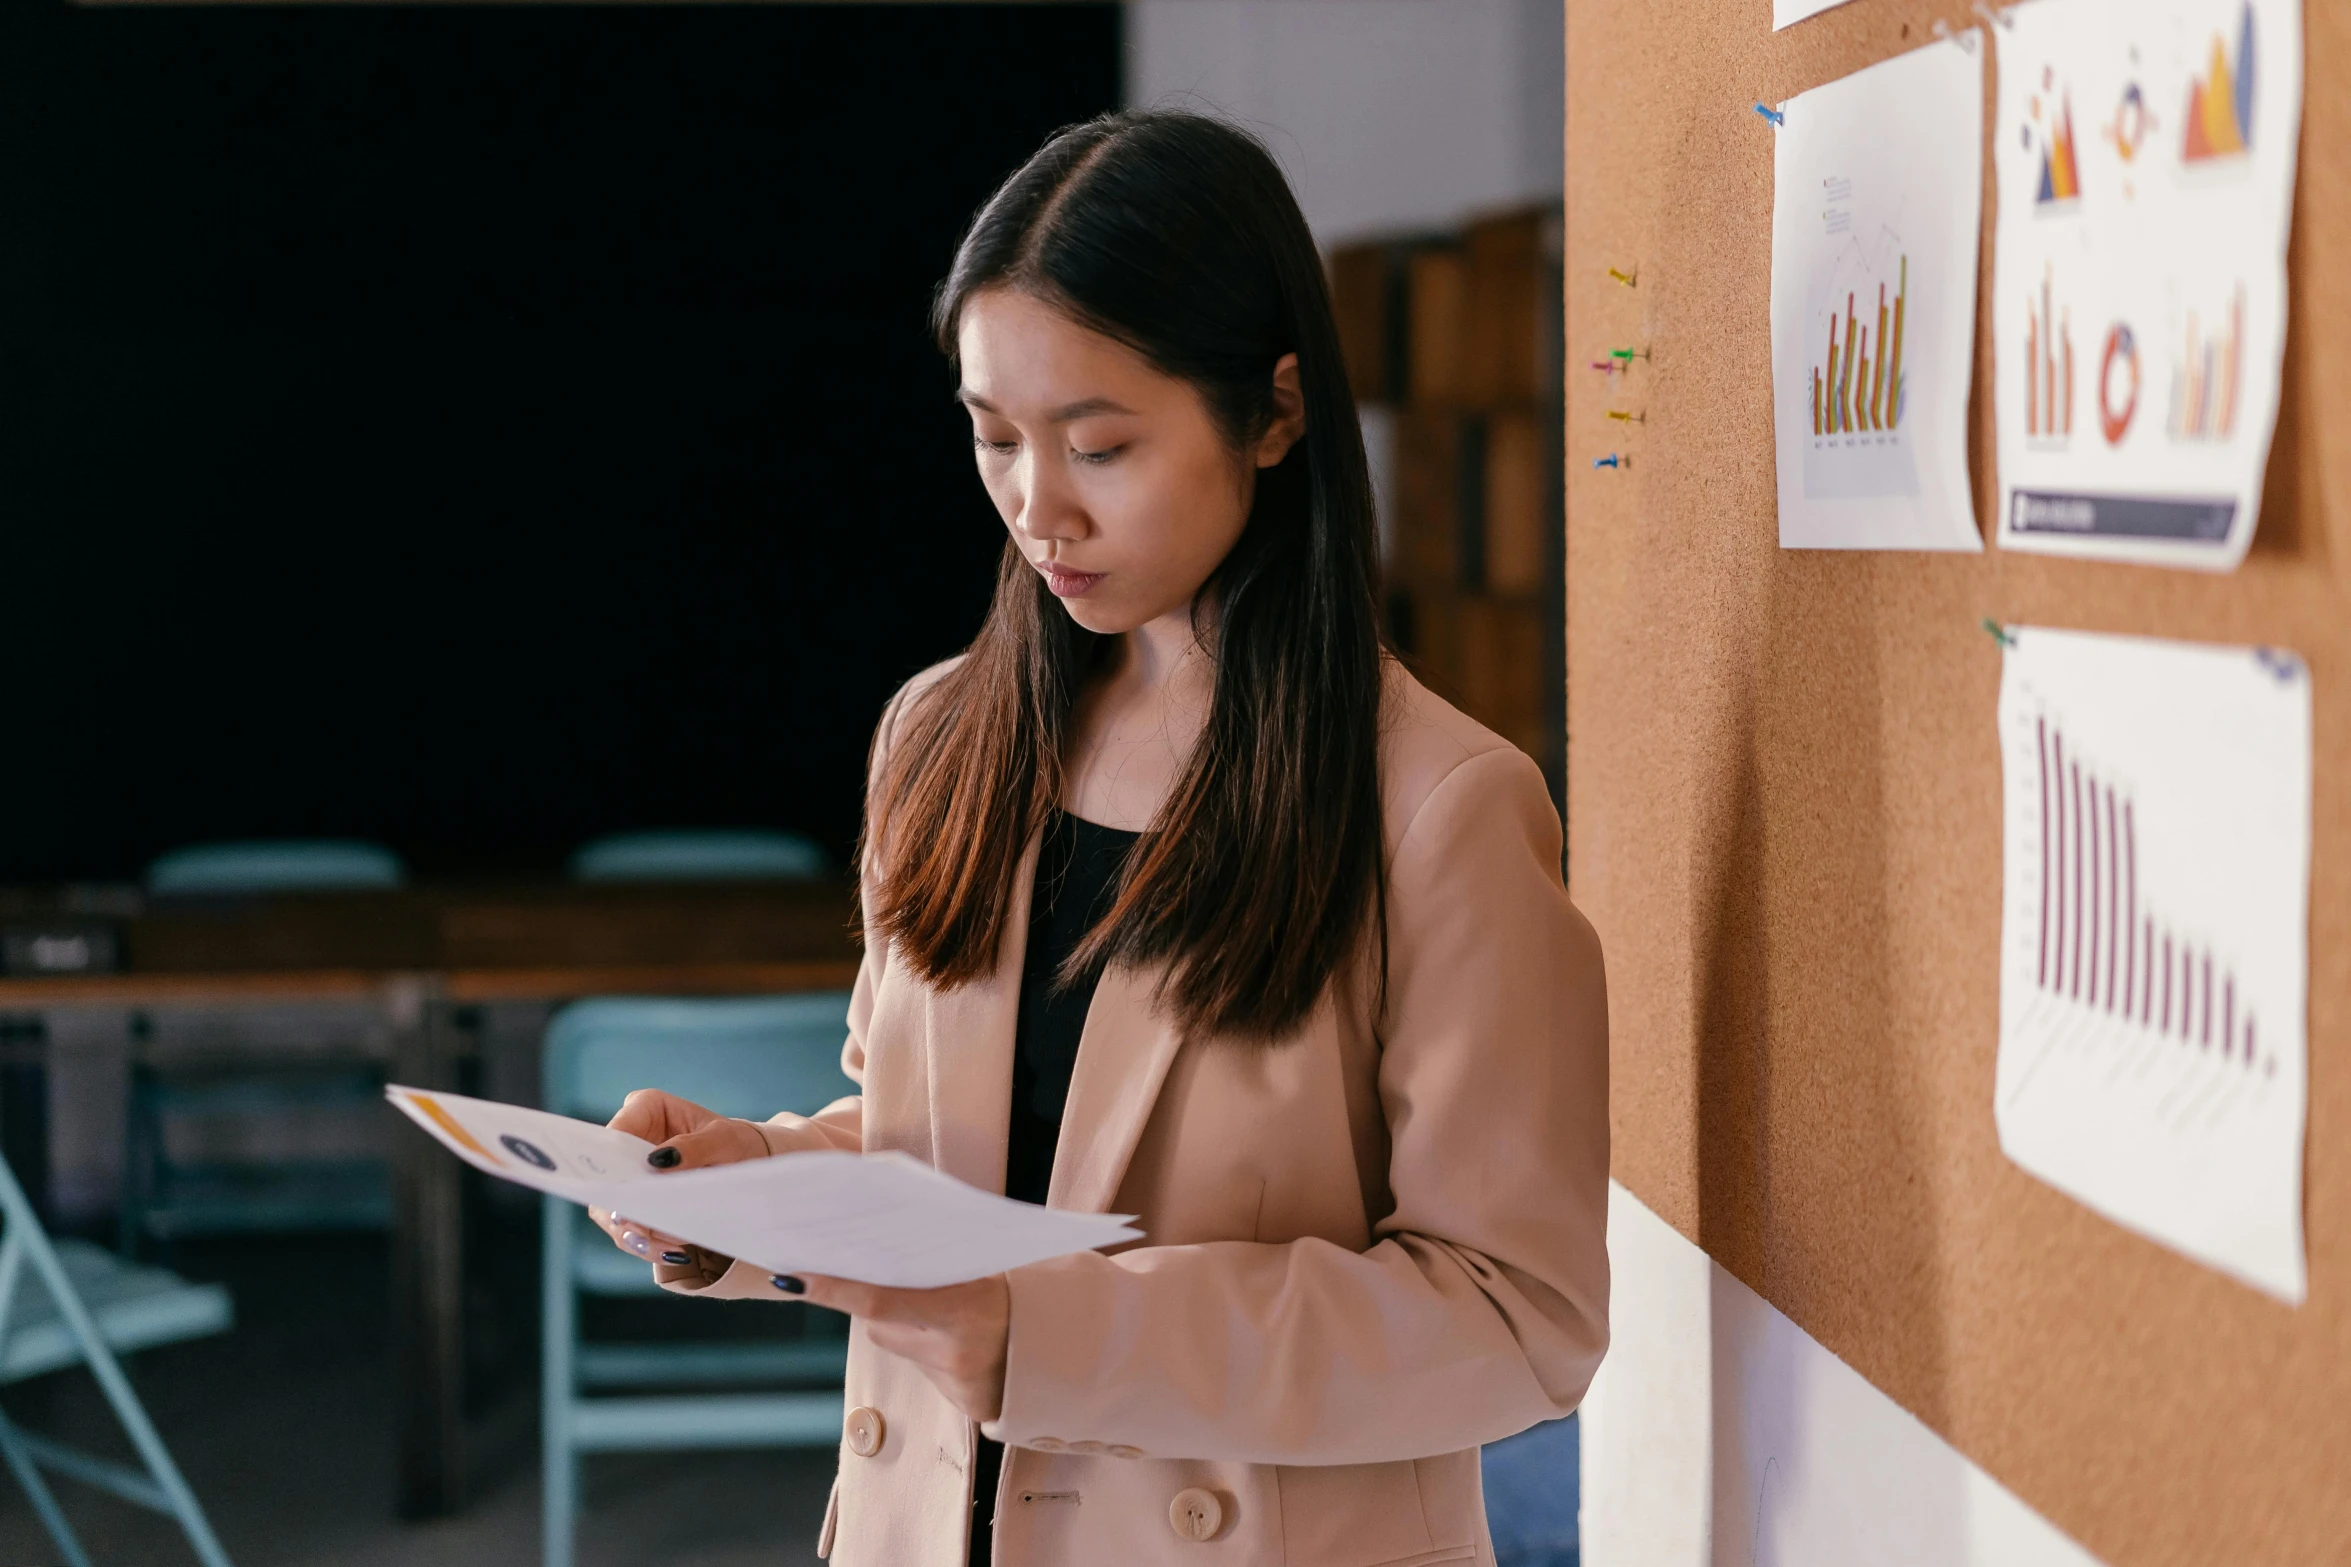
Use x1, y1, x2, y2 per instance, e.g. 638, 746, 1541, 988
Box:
1755, 102, 1785, 127
1594, 454, 1629, 471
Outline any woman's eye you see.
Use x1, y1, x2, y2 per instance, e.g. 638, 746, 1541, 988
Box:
972, 436, 1018, 457
1071, 445, 1122, 467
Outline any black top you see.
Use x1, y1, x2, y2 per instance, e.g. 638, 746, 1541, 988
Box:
972, 809, 1139, 1567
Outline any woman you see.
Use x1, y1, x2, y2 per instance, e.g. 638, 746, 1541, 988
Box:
595, 109, 1608, 1565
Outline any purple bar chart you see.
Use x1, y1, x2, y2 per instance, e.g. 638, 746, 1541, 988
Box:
1997, 626, 2309, 1303
2022, 713, 2273, 1077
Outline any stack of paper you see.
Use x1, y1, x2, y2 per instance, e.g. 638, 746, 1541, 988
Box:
388, 1086, 1140, 1290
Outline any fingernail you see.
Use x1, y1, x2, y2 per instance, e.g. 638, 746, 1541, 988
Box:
661, 1250, 693, 1266
771, 1275, 807, 1294
623, 1232, 650, 1257
646, 1146, 682, 1169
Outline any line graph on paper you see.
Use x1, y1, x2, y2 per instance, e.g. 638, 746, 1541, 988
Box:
1996, 628, 2309, 1302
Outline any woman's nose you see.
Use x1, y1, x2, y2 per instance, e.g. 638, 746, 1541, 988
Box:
1014, 452, 1088, 543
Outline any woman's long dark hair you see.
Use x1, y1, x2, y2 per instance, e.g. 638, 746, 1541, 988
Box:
867, 109, 1387, 1043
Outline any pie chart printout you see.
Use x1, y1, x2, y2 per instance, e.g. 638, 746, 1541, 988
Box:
1996, 625, 2310, 1301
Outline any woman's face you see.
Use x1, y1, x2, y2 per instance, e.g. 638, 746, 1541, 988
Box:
957, 286, 1302, 637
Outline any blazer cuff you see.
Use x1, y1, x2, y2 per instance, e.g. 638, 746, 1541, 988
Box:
987, 1252, 1131, 1451
654, 1120, 800, 1300
657, 1253, 796, 1301
751, 1116, 800, 1156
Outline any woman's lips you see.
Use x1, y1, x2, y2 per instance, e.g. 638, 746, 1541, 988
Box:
1038, 561, 1105, 598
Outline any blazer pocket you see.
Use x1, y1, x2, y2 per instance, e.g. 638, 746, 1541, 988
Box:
1276, 1460, 1440, 1565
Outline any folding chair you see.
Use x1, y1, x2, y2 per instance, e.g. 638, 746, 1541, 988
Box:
123, 839, 407, 1257
568, 828, 827, 882
541, 993, 857, 1567
0, 1155, 235, 1567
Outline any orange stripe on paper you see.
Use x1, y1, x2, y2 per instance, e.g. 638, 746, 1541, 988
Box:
404, 1092, 503, 1165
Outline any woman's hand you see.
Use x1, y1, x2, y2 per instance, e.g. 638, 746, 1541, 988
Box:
787, 1274, 1011, 1423
587, 1089, 775, 1282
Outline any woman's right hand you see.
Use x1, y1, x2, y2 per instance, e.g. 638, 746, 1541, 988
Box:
588, 1089, 776, 1280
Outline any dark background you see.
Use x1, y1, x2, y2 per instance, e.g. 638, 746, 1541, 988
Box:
0, 2, 1121, 882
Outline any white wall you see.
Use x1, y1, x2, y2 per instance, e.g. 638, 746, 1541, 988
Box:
1582, 1182, 2107, 1567
1124, 0, 1563, 247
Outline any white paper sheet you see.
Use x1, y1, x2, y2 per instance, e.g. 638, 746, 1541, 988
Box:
1995, 627, 2310, 1302
387, 1086, 1141, 1290
1775, 0, 1858, 30
1992, 0, 2302, 571
1771, 35, 1985, 552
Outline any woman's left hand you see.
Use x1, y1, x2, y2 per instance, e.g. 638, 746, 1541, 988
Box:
790, 1273, 1010, 1423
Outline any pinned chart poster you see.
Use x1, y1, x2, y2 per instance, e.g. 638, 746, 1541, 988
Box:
1771, 35, 1984, 551
1995, 627, 2310, 1302
1994, 0, 2303, 570
1774, 0, 1858, 30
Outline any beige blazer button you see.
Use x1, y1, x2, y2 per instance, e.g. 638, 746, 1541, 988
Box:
1109, 1445, 1144, 1460
1169, 1487, 1223, 1541
1031, 1436, 1067, 1452
844, 1406, 886, 1458
1069, 1440, 1106, 1455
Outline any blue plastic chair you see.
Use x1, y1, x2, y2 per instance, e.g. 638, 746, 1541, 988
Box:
1482, 1413, 1580, 1567
568, 829, 826, 883
0, 1153, 236, 1567
145, 840, 404, 897
121, 841, 406, 1255
541, 994, 858, 1567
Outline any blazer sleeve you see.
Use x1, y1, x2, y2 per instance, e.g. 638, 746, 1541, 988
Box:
750, 932, 872, 1156
986, 745, 1610, 1464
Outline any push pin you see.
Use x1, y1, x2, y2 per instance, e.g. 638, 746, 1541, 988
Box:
1590, 359, 1623, 375
1607, 266, 1638, 289
1593, 454, 1631, 471
2253, 648, 2304, 684
1754, 102, 1785, 128
1980, 617, 2017, 649
1606, 409, 1647, 425
1609, 347, 1652, 365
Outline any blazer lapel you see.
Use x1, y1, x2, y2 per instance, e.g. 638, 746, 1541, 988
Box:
1048, 963, 1185, 1215
921, 832, 1037, 1196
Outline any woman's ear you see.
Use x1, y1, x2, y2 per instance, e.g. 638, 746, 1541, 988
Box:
1254, 353, 1307, 469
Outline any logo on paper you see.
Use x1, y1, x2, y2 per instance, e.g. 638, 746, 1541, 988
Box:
500, 1136, 557, 1171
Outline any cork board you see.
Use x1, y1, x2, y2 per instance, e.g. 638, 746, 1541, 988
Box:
1563, 1, 2349, 1562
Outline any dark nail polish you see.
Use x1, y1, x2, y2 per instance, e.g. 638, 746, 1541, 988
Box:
771, 1275, 807, 1295
661, 1250, 692, 1266
646, 1146, 682, 1169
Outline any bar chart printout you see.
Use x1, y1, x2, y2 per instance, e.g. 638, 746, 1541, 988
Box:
1996, 626, 2310, 1302
1771, 31, 1983, 551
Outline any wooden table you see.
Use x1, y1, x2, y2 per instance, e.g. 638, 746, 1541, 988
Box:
0, 879, 862, 1518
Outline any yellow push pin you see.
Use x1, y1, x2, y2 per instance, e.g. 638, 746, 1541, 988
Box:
1607, 266, 1638, 289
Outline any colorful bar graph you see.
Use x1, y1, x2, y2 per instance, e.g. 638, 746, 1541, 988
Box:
1810, 255, 1908, 437
2169, 285, 2245, 442
2025, 263, 2073, 441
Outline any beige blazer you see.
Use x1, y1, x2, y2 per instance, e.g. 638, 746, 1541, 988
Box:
671, 662, 1610, 1566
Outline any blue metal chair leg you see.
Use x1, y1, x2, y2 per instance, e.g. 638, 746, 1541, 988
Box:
0, 1404, 94, 1567
543, 1191, 578, 1567
0, 1224, 91, 1567
0, 1168, 235, 1567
